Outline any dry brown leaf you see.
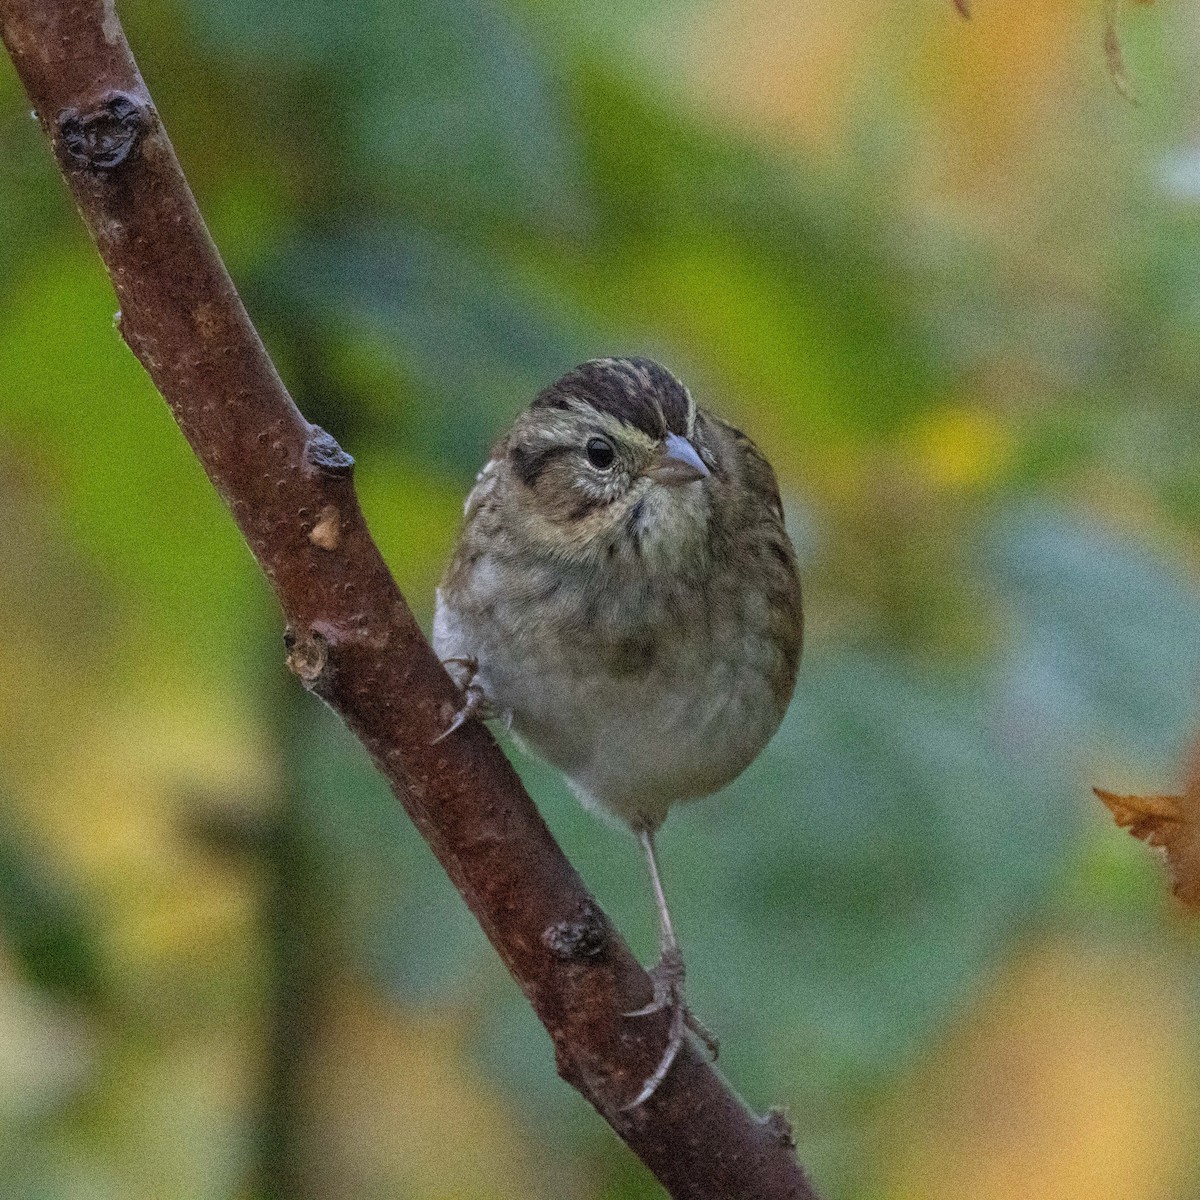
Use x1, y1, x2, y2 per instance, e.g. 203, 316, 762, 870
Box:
1094, 788, 1200, 909
953, 0, 971, 18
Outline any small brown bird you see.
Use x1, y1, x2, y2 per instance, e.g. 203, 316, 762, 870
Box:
434, 357, 803, 1106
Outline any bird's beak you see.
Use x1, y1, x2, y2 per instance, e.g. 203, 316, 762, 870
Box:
646, 432, 709, 486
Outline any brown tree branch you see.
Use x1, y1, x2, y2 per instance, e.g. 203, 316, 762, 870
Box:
0, 3, 820, 1197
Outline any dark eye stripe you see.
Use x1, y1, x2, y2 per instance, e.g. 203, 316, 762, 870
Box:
510, 443, 571, 487
567, 493, 608, 521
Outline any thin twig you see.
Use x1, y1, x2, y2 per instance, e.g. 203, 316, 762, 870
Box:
1104, 0, 1139, 102
0, 2, 820, 1196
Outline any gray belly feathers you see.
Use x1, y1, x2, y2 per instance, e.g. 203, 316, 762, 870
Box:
433, 554, 788, 830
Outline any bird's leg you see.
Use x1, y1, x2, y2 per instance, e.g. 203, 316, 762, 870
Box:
433, 655, 496, 743
626, 828, 683, 1017
621, 829, 718, 1110
625, 830, 718, 1055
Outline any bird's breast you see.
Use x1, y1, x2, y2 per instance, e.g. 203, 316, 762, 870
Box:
439, 555, 792, 830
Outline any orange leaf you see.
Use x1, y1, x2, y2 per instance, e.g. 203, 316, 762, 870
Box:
1094, 788, 1200, 909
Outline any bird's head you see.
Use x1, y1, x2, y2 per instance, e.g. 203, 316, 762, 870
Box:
503, 358, 715, 567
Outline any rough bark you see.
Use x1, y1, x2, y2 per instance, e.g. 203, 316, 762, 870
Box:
0, 3, 820, 1196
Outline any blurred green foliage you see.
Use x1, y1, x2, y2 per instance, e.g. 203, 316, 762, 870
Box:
3, 1, 1200, 1198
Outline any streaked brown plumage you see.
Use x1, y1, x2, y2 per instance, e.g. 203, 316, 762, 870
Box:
434, 357, 802, 1106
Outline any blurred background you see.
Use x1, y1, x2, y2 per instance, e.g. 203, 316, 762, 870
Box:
2, 0, 1200, 1196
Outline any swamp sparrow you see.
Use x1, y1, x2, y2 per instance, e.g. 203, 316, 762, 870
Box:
434, 358, 803, 1107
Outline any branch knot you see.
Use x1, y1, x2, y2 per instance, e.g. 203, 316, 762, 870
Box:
305, 426, 354, 476
283, 627, 329, 685
544, 900, 609, 961
762, 1107, 796, 1149
57, 92, 146, 171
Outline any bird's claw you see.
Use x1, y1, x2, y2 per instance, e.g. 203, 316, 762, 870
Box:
433, 657, 493, 744
685, 1009, 720, 1062
623, 990, 687, 1111
623, 946, 684, 1018
621, 948, 716, 1110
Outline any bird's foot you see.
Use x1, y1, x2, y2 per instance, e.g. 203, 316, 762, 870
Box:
433, 656, 495, 743
624, 950, 719, 1056
623, 945, 684, 1019
621, 948, 717, 1110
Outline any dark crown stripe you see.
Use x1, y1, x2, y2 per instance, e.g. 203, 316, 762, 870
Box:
533, 357, 690, 440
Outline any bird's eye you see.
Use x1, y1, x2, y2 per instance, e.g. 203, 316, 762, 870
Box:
586, 437, 616, 470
